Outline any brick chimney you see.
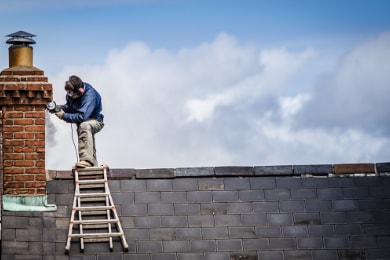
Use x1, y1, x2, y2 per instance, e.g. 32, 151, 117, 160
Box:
0, 31, 56, 211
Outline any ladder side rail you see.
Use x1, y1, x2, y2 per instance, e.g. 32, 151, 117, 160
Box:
105, 184, 114, 250
77, 200, 85, 251
107, 193, 129, 250
75, 168, 85, 252
103, 165, 114, 250
104, 165, 128, 251
65, 194, 78, 253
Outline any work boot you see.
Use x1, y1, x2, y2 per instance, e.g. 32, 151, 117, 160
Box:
76, 161, 92, 168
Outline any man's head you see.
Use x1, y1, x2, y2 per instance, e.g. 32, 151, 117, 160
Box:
65, 75, 84, 99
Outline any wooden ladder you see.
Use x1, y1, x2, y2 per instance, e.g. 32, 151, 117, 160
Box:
65, 165, 128, 254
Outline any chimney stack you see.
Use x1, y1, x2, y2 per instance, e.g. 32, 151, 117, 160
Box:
0, 31, 56, 211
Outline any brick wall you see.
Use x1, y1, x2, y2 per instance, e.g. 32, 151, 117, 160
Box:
0, 67, 52, 195
1, 164, 390, 259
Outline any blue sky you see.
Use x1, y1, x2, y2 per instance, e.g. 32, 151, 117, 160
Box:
1, 0, 390, 169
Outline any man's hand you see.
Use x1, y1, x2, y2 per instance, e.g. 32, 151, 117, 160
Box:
55, 109, 64, 120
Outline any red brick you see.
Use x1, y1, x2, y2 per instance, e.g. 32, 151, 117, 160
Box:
14, 146, 34, 153
35, 175, 47, 181
14, 133, 35, 139
4, 182, 25, 189
36, 147, 45, 153
3, 69, 43, 76
3, 125, 23, 132
36, 161, 45, 167
0, 70, 12, 75
1, 83, 19, 89
3, 176, 14, 182
25, 168, 44, 174
25, 125, 45, 132
17, 189, 36, 195
25, 153, 43, 160
25, 112, 45, 118
3, 119, 14, 125
26, 181, 46, 188
3, 111, 23, 118
4, 166, 25, 174
36, 189, 46, 195
3, 153, 24, 160
26, 77, 45, 82
25, 83, 44, 91
3, 160, 14, 167
15, 175, 35, 181
34, 134, 47, 141
42, 83, 52, 90
3, 139, 24, 146
25, 140, 45, 147
14, 160, 35, 167
3, 190, 16, 195
3, 146, 14, 153
14, 105, 33, 111
333, 163, 375, 174
14, 118, 34, 125
35, 119, 45, 125
2, 133, 14, 139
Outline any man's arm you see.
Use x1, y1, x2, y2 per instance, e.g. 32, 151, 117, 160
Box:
62, 91, 97, 124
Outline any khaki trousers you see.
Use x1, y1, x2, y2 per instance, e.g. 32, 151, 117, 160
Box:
77, 119, 104, 166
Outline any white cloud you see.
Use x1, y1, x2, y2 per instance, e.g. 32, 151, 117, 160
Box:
278, 94, 311, 120
296, 31, 390, 133
45, 32, 390, 170
185, 43, 316, 123
255, 112, 389, 164
186, 98, 219, 122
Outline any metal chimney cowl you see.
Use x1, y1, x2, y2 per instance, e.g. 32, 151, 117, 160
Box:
6, 30, 36, 67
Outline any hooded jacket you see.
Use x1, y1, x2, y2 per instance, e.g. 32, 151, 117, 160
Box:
61, 82, 104, 124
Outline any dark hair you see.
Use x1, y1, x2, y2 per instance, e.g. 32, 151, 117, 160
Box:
64, 75, 84, 92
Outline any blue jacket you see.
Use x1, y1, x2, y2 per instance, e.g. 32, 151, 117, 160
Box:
62, 82, 104, 124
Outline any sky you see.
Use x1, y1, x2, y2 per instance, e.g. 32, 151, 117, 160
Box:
1, 0, 390, 170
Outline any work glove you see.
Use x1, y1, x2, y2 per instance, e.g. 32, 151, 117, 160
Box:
55, 109, 64, 120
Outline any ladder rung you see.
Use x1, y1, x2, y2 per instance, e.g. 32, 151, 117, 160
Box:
77, 172, 105, 177
73, 206, 114, 211
84, 237, 110, 243
77, 166, 107, 172
80, 197, 107, 202
79, 224, 114, 229
78, 184, 105, 189
77, 211, 109, 216
73, 219, 119, 225
69, 232, 123, 238
76, 193, 109, 197
78, 179, 106, 184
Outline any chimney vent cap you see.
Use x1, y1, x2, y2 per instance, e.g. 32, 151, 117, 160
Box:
6, 31, 36, 45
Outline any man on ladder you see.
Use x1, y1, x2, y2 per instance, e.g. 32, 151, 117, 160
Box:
49, 76, 128, 253
53, 75, 104, 168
